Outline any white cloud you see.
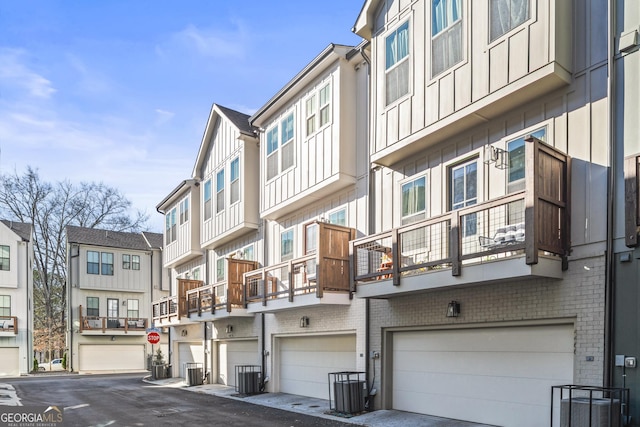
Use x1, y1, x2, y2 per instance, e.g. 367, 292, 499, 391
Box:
155, 109, 175, 125
159, 22, 249, 60
0, 48, 56, 99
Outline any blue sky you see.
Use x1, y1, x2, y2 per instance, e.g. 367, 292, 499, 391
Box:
0, 1, 364, 232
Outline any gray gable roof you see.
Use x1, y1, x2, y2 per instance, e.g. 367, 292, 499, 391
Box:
142, 231, 163, 249
66, 225, 161, 251
1, 220, 32, 241
216, 104, 255, 136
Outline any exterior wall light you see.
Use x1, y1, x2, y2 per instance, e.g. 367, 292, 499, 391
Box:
300, 316, 310, 328
447, 301, 460, 318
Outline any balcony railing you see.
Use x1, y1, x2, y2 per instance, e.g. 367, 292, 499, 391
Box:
245, 223, 355, 306
351, 136, 569, 290
0, 316, 18, 334
186, 259, 257, 317
152, 279, 203, 324
78, 305, 147, 333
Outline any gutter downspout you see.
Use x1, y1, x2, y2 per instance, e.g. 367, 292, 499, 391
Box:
24, 240, 30, 374
69, 244, 80, 372
603, 0, 615, 388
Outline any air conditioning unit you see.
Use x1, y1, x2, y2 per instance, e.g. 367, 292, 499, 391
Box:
560, 397, 621, 427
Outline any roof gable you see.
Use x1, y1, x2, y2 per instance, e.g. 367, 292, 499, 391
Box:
0, 220, 32, 241
66, 225, 159, 251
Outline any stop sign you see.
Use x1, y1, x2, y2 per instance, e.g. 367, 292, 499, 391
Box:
147, 331, 161, 344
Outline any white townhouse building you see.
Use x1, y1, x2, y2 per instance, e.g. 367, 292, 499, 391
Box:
350, 0, 610, 426
0, 220, 33, 377
66, 226, 168, 374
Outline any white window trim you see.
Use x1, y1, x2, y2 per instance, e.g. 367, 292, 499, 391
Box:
265, 110, 296, 182
399, 172, 429, 225
488, 0, 535, 46
384, 18, 412, 107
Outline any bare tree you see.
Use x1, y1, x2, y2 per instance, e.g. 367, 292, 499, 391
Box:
0, 167, 148, 362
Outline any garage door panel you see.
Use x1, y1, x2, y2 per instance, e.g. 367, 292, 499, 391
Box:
0, 348, 19, 376
178, 342, 204, 378
79, 345, 145, 372
218, 340, 259, 386
392, 324, 574, 427
279, 335, 356, 400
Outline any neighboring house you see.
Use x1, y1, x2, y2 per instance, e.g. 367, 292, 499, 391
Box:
66, 226, 167, 374
0, 220, 33, 377
611, 1, 640, 424
351, 0, 608, 426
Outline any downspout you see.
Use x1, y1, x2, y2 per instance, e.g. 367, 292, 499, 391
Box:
603, 0, 615, 388
24, 240, 30, 374
149, 250, 154, 363
68, 244, 80, 372
358, 42, 375, 405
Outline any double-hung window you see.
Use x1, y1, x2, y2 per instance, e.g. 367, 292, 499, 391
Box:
432, 0, 463, 76
266, 113, 295, 180
87, 251, 99, 275
0, 295, 10, 317
230, 157, 240, 204
305, 84, 332, 138
305, 95, 317, 136
385, 21, 410, 105
216, 169, 225, 214
451, 159, 478, 236
101, 252, 114, 275
319, 84, 331, 127
0, 245, 9, 271
329, 209, 347, 226
507, 128, 545, 193
401, 176, 427, 225
216, 258, 225, 282
86, 297, 99, 317
281, 229, 294, 262
180, 197, 189, 224
165, 208, 177, 244
127, 299, 139, 319
490, 0, 529, 42
203, 179, 212, 220
123, 254, 131, 270
132, 255, 140, 271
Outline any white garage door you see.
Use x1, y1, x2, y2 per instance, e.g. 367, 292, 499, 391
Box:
218, 340, 259, 386
392, 324, 574, 427
0, 347, 19, 376
279, 334, 356, 399
177, 342, 204, 378
78, 345, 145, 372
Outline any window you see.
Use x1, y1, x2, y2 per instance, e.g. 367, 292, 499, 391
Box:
432, 0, 463, 76
165, 208, 177, 244
490, 0, 529, 42
402, 176, 426, 225
242, 245, 255, 261
107, 298, 119, 319
101, 252, 114, 275
132, 255, 140, 271
86, 297, 99, 317
329, 209, 347, 226
507, 128, 545, 193
0, 245, 9, 271
216, 258, 225, 282
180, 197, 189, 224
451, 159, 478, 236
386, 21, 410, 105
216, 169, 225, 214
192, 268, 201, 280
266, 127, 279, 180
230, 157, 240, 204
305, 223, 318, 254
306, 94, 317, 136
127, 299, 139, 319
266, 113, 295, 180
281, 114, 295, 171
319, 84, 331, 127
87, 251, 99, 275
122, 254, 131, 270
204, 179, 212, 220
0, 295, 10, 317
281, 229, 294, 261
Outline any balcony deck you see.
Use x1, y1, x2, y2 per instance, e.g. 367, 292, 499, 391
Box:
245, 223, 355, 313
0, 316, 18, 335
152, 279, 203, 326
185, 260, 257, 321
78, 306, 148, 335
351, 137, 569, 298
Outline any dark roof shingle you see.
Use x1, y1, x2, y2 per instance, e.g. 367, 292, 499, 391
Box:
66, 225, 161, 251
1, 220, 32, 241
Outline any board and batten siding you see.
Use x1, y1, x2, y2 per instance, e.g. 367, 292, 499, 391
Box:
200, 116, 260, 248
260, 62, 359, 218
76, 246, 151, 291
163, 188, 200, 267
370, 0, 572, 157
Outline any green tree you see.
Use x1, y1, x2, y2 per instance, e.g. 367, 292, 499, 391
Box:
0, 167, 148, 361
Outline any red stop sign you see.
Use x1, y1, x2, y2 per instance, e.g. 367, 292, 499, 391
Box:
147, 331, 161, 344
